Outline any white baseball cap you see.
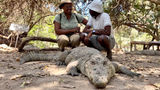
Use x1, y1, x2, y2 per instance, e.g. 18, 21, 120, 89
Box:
88, 0, 103, 13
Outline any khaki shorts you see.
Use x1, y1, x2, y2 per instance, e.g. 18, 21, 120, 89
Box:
57, 34, 80, 49
90, 35, 115, 51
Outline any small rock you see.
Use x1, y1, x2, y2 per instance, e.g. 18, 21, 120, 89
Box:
10, 75, 23, 80
62, 85, 76, 89
20, 81, 31, 87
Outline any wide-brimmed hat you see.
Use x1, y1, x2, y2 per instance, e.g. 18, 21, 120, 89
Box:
59, 0, 73, 9
88, 0, 103, 13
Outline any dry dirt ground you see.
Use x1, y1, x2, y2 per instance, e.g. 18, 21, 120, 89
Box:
0, 44, 160, 90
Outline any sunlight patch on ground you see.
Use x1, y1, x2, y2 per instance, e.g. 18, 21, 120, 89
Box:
115, 75, 128, 81
22, 81, 59, 90
136, 58, 148, 62
143, 85, 157, 90
43, 65, 67, 76
0, 74, 5, 78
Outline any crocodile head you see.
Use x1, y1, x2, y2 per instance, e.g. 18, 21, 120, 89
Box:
84, 54, 115, 88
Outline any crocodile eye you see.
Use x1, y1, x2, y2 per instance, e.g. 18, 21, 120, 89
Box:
97, 57, 100, 61
91, 61, 96, 65
103, 61, 107, 66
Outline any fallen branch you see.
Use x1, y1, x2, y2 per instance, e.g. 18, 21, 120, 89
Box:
23, 48, 60, 52
18, 36, 57, 52
0, 33, 12, 39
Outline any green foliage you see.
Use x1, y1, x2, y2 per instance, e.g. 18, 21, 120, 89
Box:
0, 0, 159, 51
104, 0, 160, 40
0, 15, 5, 22
28, 16, 57, 48
115, 26, 152, 51
102, 0, 160, 51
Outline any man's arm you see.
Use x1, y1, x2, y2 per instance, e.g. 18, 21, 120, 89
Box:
54, 21, 80, 35
93, 25, 111, 36
83, 25, 111, 36
83, 25, 92, 33
81, 18, 88, 25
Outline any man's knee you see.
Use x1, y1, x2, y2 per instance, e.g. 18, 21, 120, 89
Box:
80, 33, 86, 41
70, 34, 80, 42
97, 35, 103, 43
97, 35, 111, 48
97, 35, 110, 43
57, 35, 69, 48
70, 34, 80, 47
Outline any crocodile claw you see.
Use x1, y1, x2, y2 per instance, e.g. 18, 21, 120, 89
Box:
67, 71, 79, 76
56, 61, 66, 66
67, 67, 79, 76
20, 59, 26, 64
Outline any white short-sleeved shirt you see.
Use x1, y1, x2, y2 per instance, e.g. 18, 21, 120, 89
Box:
87, 13, 114, 37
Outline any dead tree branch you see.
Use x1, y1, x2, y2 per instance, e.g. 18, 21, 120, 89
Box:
18, 36, 57, 52
0, 33, 12, 39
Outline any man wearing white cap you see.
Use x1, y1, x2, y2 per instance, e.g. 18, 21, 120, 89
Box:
81, 0, 115, 59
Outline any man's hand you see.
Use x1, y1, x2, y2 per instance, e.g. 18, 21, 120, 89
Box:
87, 31, 92, 38
104, 26, 111, 36
84, 36, 90, 46
104, 30, 111, 36
82, 31, 91, 46
73, 27, 80, 33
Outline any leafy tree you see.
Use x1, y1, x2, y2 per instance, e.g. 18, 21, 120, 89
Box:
0, 0, 159, 49
0, 0, 59, 47
104, 0, 160, 41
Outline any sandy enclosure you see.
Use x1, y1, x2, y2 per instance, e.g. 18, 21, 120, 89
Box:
0, 45, 160, 90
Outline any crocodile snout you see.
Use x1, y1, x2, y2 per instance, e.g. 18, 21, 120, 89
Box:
92, 76, 108, 88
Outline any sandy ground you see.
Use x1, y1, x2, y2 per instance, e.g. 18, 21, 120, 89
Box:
0, 45, 160, 90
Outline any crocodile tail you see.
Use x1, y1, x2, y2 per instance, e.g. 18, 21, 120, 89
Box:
119, 66, 141, 77
20, 51, 53, 64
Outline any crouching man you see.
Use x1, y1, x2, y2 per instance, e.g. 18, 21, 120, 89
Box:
81, 0, 115, 60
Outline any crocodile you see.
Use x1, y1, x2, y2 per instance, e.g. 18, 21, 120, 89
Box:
20, 47, 140, 88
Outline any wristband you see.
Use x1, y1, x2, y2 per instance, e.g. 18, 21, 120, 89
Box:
84, 33, 87, 36
92, 30, 96, 34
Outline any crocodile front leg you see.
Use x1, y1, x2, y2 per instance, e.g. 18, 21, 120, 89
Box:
56, 50, 71, 66
66, 60, 80, 76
